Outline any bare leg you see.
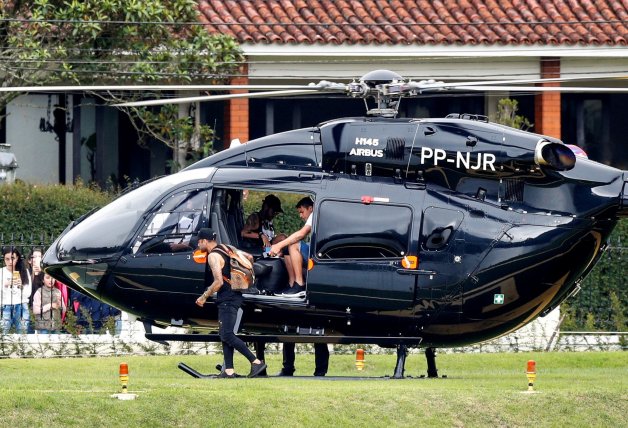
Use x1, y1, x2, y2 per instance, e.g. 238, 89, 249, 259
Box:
288, 242, 304, 285
284, 254, 295, 285
273, 234, 294, 285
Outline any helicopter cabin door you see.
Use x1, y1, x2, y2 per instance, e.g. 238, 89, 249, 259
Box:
113, 185, 210, 297
307, 198, 416, 311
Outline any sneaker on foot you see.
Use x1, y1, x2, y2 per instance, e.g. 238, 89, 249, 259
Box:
217, 371, 236, 378
248, 361, 267, 378
274, 284, 293, 296
281, 284, 305, 297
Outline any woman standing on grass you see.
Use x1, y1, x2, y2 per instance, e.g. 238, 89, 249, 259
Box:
1, 248, 32, 334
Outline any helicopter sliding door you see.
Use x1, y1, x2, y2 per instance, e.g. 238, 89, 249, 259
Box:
307, 199, 416, 311
112, 185, 210, 296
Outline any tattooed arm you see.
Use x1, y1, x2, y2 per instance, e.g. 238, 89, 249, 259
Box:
195, 252, 225, 307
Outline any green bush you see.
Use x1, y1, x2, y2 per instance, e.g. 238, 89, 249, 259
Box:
243, 190, 307, 236
0, 180, 112, 241
563, 219, 627, 331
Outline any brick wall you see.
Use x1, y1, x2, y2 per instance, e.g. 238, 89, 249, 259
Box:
534, 58, 561, 139
224, 63, 249, 145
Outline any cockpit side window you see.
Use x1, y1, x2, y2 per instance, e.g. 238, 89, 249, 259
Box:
133, 189, 208, 254
315, 200, 412, 260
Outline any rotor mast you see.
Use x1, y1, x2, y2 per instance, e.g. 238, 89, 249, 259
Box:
348, 69, 405, 118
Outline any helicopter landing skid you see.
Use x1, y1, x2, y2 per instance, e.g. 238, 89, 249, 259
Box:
177, 362, 217, 379
178, 346, 444, 380
177, 362, 258, 378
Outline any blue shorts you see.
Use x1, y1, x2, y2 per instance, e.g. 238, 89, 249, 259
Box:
300, 241, 310, 263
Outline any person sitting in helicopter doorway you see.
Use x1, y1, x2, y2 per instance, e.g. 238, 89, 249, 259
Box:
240, 193, 287, 251
269, 196, 314, 297
194, 228, 267, 378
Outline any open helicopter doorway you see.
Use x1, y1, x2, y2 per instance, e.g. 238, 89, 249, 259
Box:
209, 188, 313, 298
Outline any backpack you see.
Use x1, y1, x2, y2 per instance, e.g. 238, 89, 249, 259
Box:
211, 244, 255, 290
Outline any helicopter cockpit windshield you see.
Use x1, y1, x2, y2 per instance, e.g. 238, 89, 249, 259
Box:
132, 189, 209, 254
54, 169, 212, 262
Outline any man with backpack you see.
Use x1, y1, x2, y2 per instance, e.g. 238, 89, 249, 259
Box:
194, 228, 266, 378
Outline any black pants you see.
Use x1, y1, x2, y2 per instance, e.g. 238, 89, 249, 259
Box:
218, 302, 255, 369
283, 342, 329, 376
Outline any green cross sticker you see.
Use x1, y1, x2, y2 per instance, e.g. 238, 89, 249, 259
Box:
494, 294, 505, 304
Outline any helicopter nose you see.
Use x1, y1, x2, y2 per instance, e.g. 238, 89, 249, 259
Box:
42, 236, 111, 299
44, 259, 110, 299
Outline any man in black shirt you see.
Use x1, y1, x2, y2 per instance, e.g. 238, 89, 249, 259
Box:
195, 228, 266, 378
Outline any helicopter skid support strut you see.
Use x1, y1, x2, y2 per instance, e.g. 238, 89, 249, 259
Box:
392, 344, 408, 379
392, 345, 440, 379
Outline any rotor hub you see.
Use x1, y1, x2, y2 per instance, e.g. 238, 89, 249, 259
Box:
359, 69, 404, 87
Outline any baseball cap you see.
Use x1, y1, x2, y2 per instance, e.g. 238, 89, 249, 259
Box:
263, 194, 283, 213
197, 228, 217, 241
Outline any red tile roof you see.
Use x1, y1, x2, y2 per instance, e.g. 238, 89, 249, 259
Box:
198, 0, 628, 46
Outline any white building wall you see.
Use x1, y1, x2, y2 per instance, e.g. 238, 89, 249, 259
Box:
6, 94, 72, 184
244, 45, 628, 84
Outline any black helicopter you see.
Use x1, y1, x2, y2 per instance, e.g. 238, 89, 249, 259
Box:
32, 70, 627, 377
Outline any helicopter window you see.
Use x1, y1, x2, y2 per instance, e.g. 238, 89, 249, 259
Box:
246, 144, 319, 168
317, 239, 402, 259
315, 201, 411, 260
133, 189, 208, 254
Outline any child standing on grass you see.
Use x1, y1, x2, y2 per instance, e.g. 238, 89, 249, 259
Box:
32, 273, 65, 334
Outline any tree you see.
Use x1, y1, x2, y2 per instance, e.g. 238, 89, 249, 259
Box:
0, 0, 244, 171
493, 98, 533, 130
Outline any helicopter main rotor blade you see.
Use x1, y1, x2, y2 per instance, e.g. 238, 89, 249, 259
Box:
443, 85, 628, 93
0, 84, 319, 93
428, 73, 628, 89
114, 89, 325, 107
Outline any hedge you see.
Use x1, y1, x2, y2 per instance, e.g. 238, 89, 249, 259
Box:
563, 219, 627, 331
0, 180, 111, 240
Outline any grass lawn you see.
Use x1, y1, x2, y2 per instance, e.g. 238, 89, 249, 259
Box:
1, 351, 626, 427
